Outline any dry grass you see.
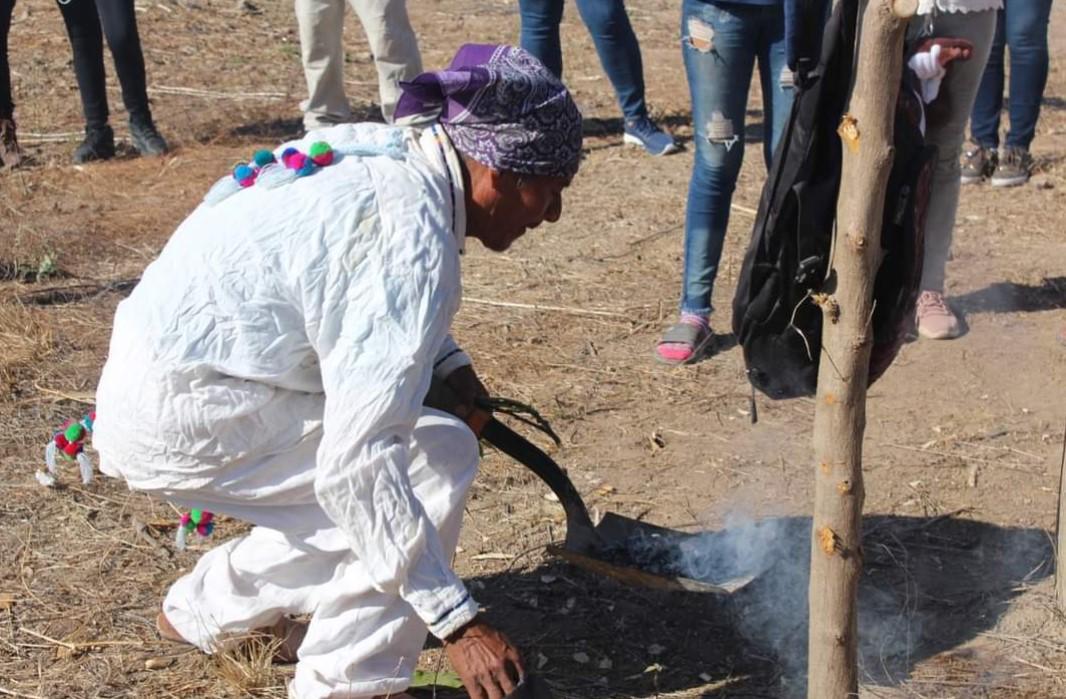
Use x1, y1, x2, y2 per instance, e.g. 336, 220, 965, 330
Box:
214, 636, 290, 698
1, 0, 1065, 697
0, 301, 55, 399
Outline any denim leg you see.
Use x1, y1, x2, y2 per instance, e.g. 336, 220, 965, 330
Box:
575, 0, 647, 121
970, 10, 1005, 148
755, 4, 793, 169
1002, 0, 1052, 149
679, 0, 759, 316
518, 0, 565, 79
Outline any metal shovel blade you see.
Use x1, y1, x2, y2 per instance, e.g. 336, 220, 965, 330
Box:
482, 420, 762, 595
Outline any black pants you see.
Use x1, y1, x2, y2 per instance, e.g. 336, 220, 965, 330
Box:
1, 0, 13, 118
57, 0, 150, 128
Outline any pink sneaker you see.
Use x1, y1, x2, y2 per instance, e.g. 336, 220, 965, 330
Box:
915, 290, 961, 340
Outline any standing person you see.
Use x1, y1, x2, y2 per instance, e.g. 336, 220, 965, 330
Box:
655, 1, 797, 364
94, 44, 582, 699
295, 0, 422, 129
0, 0, 22, 168
56, 0, 168, 163
961, 0, 1053, 187
518, 0, 679, 156
910, 0, 1000, 340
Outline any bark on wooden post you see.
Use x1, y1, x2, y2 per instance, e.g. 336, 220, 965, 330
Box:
1056, 422, 1066, 611
807, 0, 917, 696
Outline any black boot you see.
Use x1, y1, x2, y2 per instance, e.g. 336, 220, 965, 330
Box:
129, 117, 168, 157
73, 124, 116, 163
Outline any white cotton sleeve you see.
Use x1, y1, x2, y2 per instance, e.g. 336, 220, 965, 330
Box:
433, 334, 472, 379
307, 208, 475, 638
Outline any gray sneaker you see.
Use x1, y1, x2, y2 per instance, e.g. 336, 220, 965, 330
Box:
990, 146, 1032, 188
959, 143, 994, 184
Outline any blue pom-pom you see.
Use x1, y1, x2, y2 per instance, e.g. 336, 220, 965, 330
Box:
233, 163, 256, 184
296, 160, 315, 178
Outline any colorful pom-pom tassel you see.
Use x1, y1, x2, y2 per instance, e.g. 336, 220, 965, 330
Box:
308, 141, 334, 167
252, 149, 276, 168
203, 175, 242, 205
256, 163, 297, 190
64, 422, 85, 442
234, 163, 257, 188
77, 452, 94, 485
175, 509, 215, 550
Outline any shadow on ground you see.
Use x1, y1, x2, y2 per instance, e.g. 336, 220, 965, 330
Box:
465, 514, 1051, 698
954, 276, 1066, 315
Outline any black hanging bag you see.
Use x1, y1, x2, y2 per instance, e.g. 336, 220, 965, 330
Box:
731, 0, 936, 400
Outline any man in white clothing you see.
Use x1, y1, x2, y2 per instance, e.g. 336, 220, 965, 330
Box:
93, 45, 582, 699
295, 0, 421, 128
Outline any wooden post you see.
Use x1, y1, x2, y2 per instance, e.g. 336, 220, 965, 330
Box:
807, 1, 917, 697
1056, 420, 1066, 610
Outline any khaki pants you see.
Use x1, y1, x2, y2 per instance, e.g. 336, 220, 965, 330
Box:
294, 0, 422, 127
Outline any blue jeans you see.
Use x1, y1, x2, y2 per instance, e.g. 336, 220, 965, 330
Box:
518, 0, 647, 121
970, 0, 1053, 150
679, 0, 792, 316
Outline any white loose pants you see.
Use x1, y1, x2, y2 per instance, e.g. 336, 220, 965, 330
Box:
160, 410, 479, 699
294, 0, 422, 127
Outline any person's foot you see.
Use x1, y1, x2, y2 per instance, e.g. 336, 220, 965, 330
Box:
129, 117, 169, 157
73, 125, 116, 163
959, 143, 994, 184
915, 290, 961, 340
0, 116, 24, 169
656, 314, 715, 364
623, 116, 680, 156
990, 146, 1032, 187
156, 610, 307, 663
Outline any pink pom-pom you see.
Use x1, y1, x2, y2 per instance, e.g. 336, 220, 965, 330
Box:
180, 513, 192, 526
285, 152, 308, 171
200, 511, 214, 524
310, 151, 333, 167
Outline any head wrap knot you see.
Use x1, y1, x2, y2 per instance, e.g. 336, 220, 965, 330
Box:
395, 44, 583, 179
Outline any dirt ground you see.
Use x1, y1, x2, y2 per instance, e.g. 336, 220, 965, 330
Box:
2, 1, 1066, 697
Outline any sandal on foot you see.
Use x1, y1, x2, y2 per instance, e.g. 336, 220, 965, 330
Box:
156, 610, 307, 663
656, 321, 715, 365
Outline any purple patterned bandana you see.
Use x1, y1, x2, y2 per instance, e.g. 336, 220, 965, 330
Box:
395, 44, 583, 179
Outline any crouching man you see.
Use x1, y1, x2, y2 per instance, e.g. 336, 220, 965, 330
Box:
92, 44, 581, 699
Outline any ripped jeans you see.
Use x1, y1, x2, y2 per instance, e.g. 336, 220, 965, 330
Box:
678, 0, 792, 317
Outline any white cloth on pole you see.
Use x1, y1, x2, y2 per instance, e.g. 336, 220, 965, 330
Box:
94, 122, 482, 695
162, 409, 478, 699
908, 43, 947, 104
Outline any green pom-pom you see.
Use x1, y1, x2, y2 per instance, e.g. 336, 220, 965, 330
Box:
252, 149, 275, 167
190, 508, 203, 524
64, 423, 85, 442
308, 141, 331, 158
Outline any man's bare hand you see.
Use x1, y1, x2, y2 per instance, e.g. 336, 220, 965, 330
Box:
444, 365, 492, 436
916, 37, 974, 68
444, 618, 525, 699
